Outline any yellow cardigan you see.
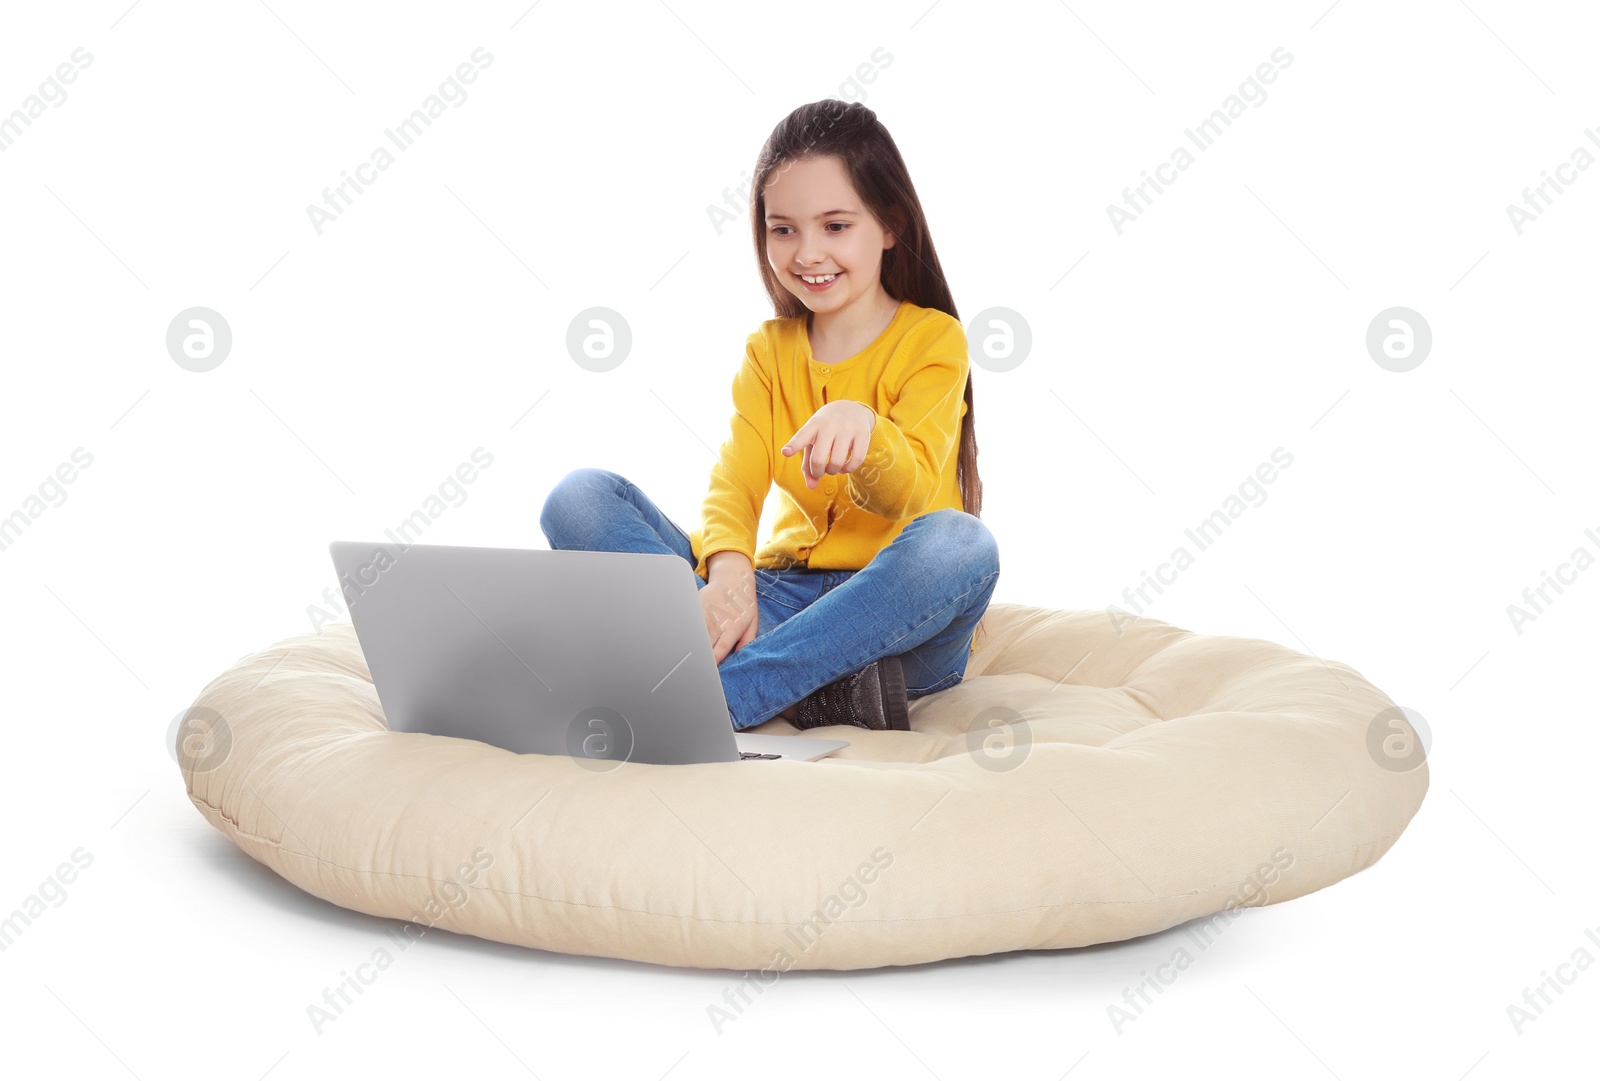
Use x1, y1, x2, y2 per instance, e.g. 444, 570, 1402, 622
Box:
689, 298, 976, 654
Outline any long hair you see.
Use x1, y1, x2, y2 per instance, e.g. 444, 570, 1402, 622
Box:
749, 100, 990, 650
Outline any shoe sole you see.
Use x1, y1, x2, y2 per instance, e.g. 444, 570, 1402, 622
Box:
878, 653, 910, 732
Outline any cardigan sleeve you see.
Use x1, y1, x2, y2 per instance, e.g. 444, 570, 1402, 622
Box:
693, 332, 774, 581
843, 317, 968, 522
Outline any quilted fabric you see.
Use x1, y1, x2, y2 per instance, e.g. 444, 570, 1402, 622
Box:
177, 602, 1428, 971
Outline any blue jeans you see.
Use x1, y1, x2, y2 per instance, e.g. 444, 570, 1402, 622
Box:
538, 468, 1000, 731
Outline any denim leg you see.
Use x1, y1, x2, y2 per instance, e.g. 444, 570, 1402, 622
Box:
895, 518, 1001, 698
539, 467, 703, 585
717, 508, 1000, 730
720, 566, 832, 735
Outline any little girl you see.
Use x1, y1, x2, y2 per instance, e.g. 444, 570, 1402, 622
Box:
540, 99, 999, 733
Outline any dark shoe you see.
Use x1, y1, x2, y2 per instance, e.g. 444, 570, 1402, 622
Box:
791, 654, 910, 732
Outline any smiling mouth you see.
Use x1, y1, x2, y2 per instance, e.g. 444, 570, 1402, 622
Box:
795, 271, 841, 287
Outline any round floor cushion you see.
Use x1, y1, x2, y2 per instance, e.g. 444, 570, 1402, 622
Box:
177, 601, 1428, 971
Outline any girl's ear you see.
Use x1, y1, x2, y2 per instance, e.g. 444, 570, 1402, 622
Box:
882, 210, 907, 250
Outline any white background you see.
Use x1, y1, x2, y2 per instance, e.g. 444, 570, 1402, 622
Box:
2, 1, 1595, 1077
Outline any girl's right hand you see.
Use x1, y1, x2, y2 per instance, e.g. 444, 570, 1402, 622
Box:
701, 571, 759, 664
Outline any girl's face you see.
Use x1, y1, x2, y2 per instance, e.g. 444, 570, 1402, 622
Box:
762, 155, 896, 317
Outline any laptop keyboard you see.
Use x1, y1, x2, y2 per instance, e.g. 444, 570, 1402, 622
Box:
739, 751, 782, 760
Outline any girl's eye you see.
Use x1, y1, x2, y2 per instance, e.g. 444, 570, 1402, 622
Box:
771, 223, 849, 236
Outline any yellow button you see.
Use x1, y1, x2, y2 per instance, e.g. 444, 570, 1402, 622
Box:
820, 366, 830, 374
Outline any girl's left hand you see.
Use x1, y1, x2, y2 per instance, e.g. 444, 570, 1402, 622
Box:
781, 400, 875, 489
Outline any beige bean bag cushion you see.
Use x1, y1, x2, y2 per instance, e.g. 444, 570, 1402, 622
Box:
177, 602, 1428, 971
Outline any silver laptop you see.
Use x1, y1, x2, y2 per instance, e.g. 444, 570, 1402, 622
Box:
328, 541, 849, 765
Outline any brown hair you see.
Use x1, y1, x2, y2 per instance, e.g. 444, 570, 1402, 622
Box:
749, 99, 990, 651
